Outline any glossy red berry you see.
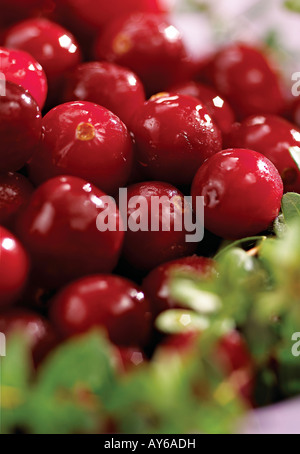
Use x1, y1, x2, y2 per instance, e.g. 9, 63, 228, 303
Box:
0, 82, 42, 173
169, 81, 235, 136
121, 181, 197, 271
227, 115, 300, 193
208, 44, 285, 119
191, 149, 283, 239
0, 308, 58, 366
50, 275, 152, 347
143, 256, 215, 318
131, 93, 222, 185
0, 172, 34, 229
17, 176, 124, 288
63, 62, 145, 128
0, 226, 29, 308
4, 18, 81, 86
95, 13, 187, 95
0, 47, 48, 109
28, 101, 133, 195
65, 0, 164, 30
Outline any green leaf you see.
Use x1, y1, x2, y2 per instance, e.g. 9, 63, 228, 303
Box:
32, 330, 116, 433
23, 393, 100, 435
0, 326, 243, 434
289, 146, 300, 170
2, 331, 116, 434
285, 0, 300, 13
1, 332, 32, 390
218, 248, 261, 283
278, 340, 300, 397
273, 214, 288, 238
264, 30, 281, 50
281, 192, 300, 223
217, 248, 267, 302
107, 358, 198, 434
37, 330, 115, 398
170, 278, 222, 315
155, 309, 210, 334
214, 236, 267, 261
260, 222, 300, 297
108, 339, 243, 434
0, 333, 32, 434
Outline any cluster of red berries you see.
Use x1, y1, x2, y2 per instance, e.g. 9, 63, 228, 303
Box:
0, 0, 298, 404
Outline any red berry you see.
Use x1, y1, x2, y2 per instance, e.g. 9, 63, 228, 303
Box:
122, 181, 197, 271
28, 101, 133, 195
143, 256, 215, 318
0, 47, 48, 109
0, 226, 29, 308
208, 44, 285, 119
169, 81, 235, 136
227, 115, 300, 193
0, 308, 58, 366
191, 149, 283, 239
65, 0, 163, 30
95, 13, 187, 95
131, 93, 222, 185
16, 176, 124, 288
63, 62, 145, 128
0, 172, 34, 229
4, 18, 81, 86
0, 82, 42, 173
50, 275, 151, 347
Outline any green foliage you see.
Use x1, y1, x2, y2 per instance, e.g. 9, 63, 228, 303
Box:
1, 331, 113, 434
281, 192, 300, 223
169, 193, 300, 404
1, 329, 243, 434
285, 0, 300, 13
289, 147, 300, 171
2, 193, 300, 433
